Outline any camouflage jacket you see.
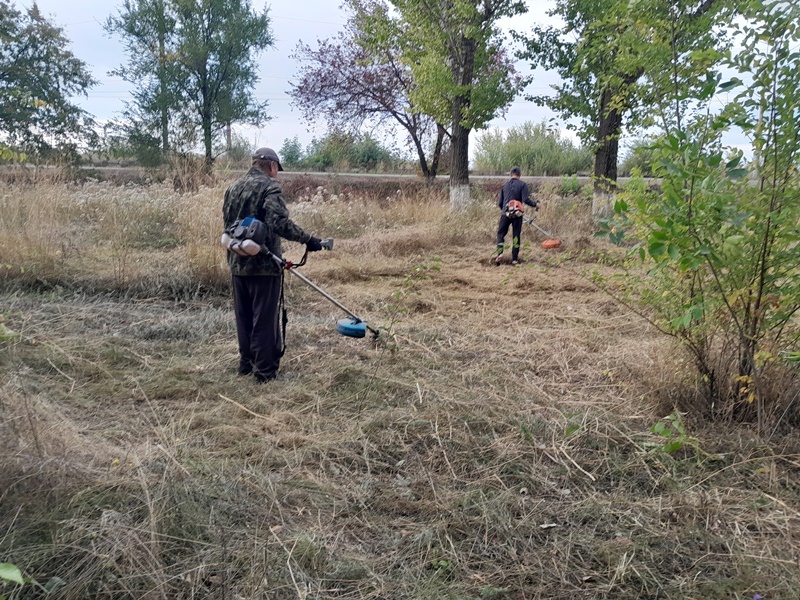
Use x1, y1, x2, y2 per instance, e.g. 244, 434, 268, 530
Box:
222, 167, 312, 276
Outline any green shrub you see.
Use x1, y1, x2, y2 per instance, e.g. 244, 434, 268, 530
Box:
619, 137, 658, 177
595, 3, 800, 430
474, 121, 592, 176
560, 174, 581, 195
301, 131, 401, 172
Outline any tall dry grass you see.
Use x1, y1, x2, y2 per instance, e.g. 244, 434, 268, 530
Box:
0, 179, 555, 294
0, 183, 73, 282
0, 181, 230, 295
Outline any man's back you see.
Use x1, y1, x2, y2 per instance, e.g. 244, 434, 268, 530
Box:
498, 177, 530, 210
223, 167, 280, 229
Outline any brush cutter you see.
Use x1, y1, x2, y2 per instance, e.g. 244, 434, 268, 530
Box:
523, 215, 561, 249
265, 245, 380, 340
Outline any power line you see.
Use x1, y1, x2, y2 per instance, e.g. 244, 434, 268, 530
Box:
60, 19, 98, 26
56, 14, 343, 28
271, 15, 344, 26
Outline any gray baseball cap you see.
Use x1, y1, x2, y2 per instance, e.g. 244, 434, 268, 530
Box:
252, 147, 283, 170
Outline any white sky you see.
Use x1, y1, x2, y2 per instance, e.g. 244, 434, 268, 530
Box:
28, 0, 567, 157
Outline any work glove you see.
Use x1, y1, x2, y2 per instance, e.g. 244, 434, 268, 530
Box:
306, 236, 323, 252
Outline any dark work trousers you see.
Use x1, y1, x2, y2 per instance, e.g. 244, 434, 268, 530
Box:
496, 214, 524, 261
232, 274, 283, 380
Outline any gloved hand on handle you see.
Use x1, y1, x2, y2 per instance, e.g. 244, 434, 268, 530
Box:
306, 236, 323, 252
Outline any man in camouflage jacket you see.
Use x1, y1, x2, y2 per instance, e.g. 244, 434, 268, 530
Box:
222, 147, 323, 382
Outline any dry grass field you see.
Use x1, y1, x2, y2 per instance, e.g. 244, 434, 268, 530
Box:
1, 174, 799, 599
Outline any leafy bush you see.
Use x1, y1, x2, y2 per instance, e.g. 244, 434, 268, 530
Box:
279, 135, 304, 168
619, 137, 658, 177
300, 130, 400, 172
474, 121, 592, 176
560, 174, 582, 195
596, 2, 800, 430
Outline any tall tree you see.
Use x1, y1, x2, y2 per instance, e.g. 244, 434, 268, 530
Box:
173, 0, 273, 170
518, 0, 735, 215
0, 0, 95, 159
290, 0, 446, 180
388, 0, 526, 209
106, 0, 183, 160
107, 0, 273, 170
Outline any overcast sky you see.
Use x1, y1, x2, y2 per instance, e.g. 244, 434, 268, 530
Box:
28, 0, 568, 157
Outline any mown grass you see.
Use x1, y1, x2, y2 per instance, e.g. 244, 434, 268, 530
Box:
1, 177, 799, 599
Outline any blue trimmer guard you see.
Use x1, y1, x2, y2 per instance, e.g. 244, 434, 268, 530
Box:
336, 318, 367, 338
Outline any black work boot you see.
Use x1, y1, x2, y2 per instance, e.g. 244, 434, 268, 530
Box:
238, 359, 253, 376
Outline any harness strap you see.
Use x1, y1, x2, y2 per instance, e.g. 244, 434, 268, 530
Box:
274, 247, 310, 357
278, 268, 287, 358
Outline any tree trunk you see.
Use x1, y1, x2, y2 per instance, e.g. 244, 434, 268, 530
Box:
592, 86, 623, 218
159, 51, 169, 157
202, 109, 213, 173
410, 132, 431, 179
157, 0, 169, 157
200, 75, 213, 172
449, 35, 476, 211
429, 124, 446, 181
449, 110, 471, 210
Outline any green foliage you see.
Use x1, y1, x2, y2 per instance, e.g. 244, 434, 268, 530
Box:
518, 0, 640, 148
106, 121, 166, 168
351, 135, 394, 171
517, 0, 738, 184
105, 0, 183, 161
390, 0, 525, 129
648, 412, 689, 454
478, 587, 510, 600
0, 0, 96, 159
474, 121, 592, 176
279, 136, 303, 168
0, 563, 65, 598
645, 411, 721, 462
0, 314, 19, 342
386, 0, 527, 190
0, 563, 24, 587
560, 175, 582, 195
595, 1, 800, 428
301, 131, 399, 172
0, 144, 26, 163
619, 137, 659, 177
106, 0, 274, 168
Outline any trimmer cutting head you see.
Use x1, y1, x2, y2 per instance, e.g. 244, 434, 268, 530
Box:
336, 317, 368, 338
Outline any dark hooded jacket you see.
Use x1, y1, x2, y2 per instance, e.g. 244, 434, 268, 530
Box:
222, 167, 312, 276
497, 177, 537, 212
